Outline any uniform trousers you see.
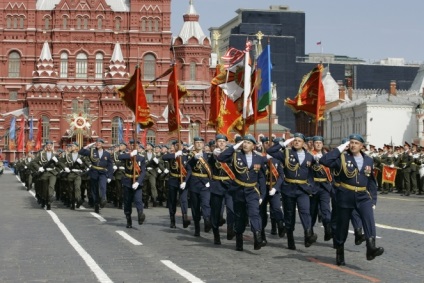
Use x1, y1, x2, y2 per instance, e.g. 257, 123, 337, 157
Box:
232, 187, 261, 234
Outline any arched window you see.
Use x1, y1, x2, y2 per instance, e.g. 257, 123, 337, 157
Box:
41, 115, 50, 145
95, 53, 103, 79
190, 62, 196, 81
83, 99, 90, 113
76, 53, 87, 78
76, 17, 81, 29
147, 19, 152, 32
60, 52, 68, 78
83, 17, 88, 30
111, 117, 123, 145
143, 54, 155, 80
146, 129, 156, 145
141, 19, 146, 31
44, 17, 50, 29
62, 16, 68, 29
13, 17, 18, 29
154, 19, 159, 31
115, 17, 121, 31
6, 17, 11, 28
19, 16, 24, 28
8, 51, 20, 78
72, 99, 78, 112
97, 17, 103, 29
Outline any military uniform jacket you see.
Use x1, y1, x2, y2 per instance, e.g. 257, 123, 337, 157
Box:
31, 151, 61, 176
319, 148, 377, 207
118, 153, 146, 188
267, 144, 316, 197
208, 153, 234, 196
185, 152, 212, 193
78, 147, 113, 179
263, 156, 285, 194
397, 151, 413, 173
58, 152, 87, 175
113, 151, 126, 181
142, 152, 164, 177
162, 153, 187, 187
311, 152, 333, 193
216, 146, 266, 200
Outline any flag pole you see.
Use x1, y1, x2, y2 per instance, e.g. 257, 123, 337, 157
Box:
132, 48, 141, 183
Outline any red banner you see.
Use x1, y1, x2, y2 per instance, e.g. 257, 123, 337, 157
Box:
35, 118, 42, 151
382, 165, 397, 185
17, 118, 25, 152
285, 64, 325, 121
166, 64, 189, 133
118, 67, 154, 129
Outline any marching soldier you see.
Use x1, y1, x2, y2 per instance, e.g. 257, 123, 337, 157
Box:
142, 142, 164, 208
320, 134, 384, 266
79, 138, 114, 213
118, 146, 147, 228
184, 137, 212, 237
266, 133, 317, 250
112, 141, 129, 209
162, 140, 191, 228
398, 142, 413, 196
380, 145, 397, 194
217, 134, 266, 251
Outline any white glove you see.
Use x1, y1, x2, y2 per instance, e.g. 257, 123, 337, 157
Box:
205, 182, 210, 188
153, 157, 159, 164
269, 188, 276, 196
213, 148, 221, 156
107, 178, 111, 183
233, 140, 244, 150
259, 198, 263, 205
188, 145, 194, 150
280, 137, 295, 147
130, 149, 138, 157
372, 205, 376, 210
390, 164, 394, 168
76, 158, 83, 164
24, 166, 27, 169
180, 182, 186, 190
157, 168, 162, 174
132, 182, 139, 190
314, 153, 322, 162
164, 168, 169, 174
174, 150, 182, 157
52, 156, 58, 163
266, 154, 273, 160
38, 167, 45, 173
337, 141, 350, 153
113, 165, 117, 170
64, 167, 70, 173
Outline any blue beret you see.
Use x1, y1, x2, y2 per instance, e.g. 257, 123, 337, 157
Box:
234, 136, 242, 143
215, 134, 227, 141
171, 140, 183, 145
45, 141, 53, 145
305, 136, 313, 142
72, 142, 80, 147
243, 134, 257, 144
312, 136, 324, 142
66, 143, 72, 147
193, 136, 204, 142
147, 142, 155, 147
349, 134, 365, 143
273, 137, 284, 144
96, 138, 105, 143
260, 136, 269, 143
119, 141, 128, 146
293, 133, 306, 141
155, 144, 162, 148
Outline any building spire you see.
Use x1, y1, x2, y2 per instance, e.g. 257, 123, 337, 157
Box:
32, 41, 57, 81
104, 42, 128, 81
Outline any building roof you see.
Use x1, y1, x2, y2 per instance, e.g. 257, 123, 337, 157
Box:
409, 64, 424, 93
175, 0, 208, 44
36, 0, 130, 11
322, 67, 345, 103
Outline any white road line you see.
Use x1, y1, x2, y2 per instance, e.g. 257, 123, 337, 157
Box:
116, 230, 143, 246
376, 223, 424, 235
91, 212, 107, 222
161, 260, 205, 283
47, 210, 114, 283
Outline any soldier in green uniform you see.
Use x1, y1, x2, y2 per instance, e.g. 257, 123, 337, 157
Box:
112, 142, 128, 209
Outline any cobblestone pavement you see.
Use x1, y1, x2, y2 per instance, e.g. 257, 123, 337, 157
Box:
1, 168, 423, 283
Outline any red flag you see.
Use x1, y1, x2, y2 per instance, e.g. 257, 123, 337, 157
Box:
166, 64, 188, 133
118, 67, 154, 129
17, 117, 25, 152
35, 118, 42, 151
285, 64, 325, 121
382, 165, 397, 185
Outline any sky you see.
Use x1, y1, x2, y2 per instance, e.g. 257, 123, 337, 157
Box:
171, 0, 424, 64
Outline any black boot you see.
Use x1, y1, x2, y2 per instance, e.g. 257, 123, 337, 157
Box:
336, 245, 345, 266
366, 237, 384, 261
253, 231, 264, 250
235, 233, 243, 251
76, 199, 83, 209
194, 221, 200, 237
270, 218, 277, 235
138, 211, 145, 225
304, 229, 318, 247
126, 215, 132, 228
324, 223, 333, 241
354, 228, 365, 245
170, 215, 176, 228
287, 230, 296, 250
94, 204, 100, 214
219, 216, 226, 226
204, 217, 212, 233
227, 224, 235, 240
277, 220, 286, 238
213, 228, 221, 245
261, 229, 267, 246
46, 203, 51, 210
183, 214, 191, 228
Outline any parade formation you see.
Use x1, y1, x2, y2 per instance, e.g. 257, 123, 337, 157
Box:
17, 131, 421, 266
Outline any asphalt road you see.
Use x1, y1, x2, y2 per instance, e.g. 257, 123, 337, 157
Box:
1, 168, 423, 283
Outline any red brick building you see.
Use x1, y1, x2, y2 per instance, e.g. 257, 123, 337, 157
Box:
0, 0, 217, 161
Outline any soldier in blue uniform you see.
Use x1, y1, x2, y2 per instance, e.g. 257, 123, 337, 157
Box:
184, 137, 212, 237
208, 134, 235, 245
266, 133, 317, 250
216, 134, 266, 251
162, 140, 191, 228
310, 136, 333, 241
320, 134, 384, 266
79, 138, 114, 213
118, 146, 147, 228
